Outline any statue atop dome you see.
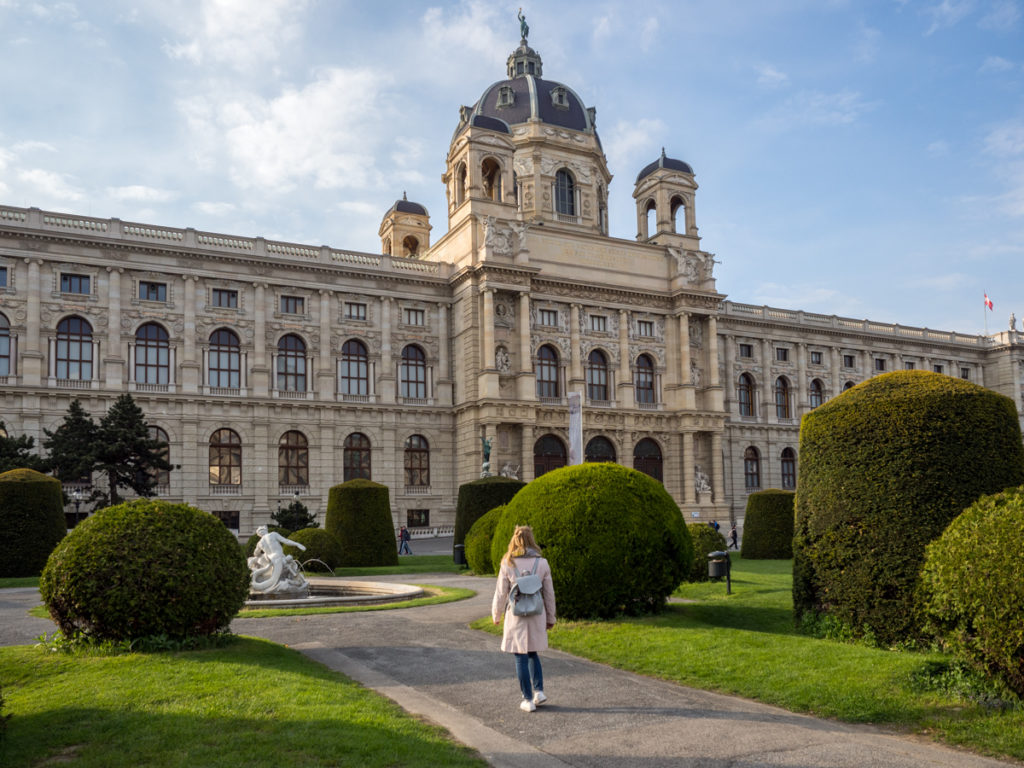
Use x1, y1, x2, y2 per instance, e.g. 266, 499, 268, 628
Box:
518, 8, 529, 41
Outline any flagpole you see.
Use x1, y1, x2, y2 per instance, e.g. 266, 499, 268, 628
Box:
984, 291, 989, 336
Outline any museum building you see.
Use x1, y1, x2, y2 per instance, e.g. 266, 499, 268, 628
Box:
0, 35, 1021, 536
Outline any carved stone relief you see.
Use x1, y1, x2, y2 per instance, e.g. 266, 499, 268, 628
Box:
493, 295, 515, 328
689, 319, 703, 348
495, 345, 511, 373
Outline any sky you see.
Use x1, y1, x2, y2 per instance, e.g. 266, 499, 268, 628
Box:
1, 0, 1022, 335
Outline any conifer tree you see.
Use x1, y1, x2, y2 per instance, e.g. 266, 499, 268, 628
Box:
95, 394, 172, 505
0, 420, 47, 473
42, 400, 98, 484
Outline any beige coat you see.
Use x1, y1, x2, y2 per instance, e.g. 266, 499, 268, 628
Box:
491, 554, 557, 654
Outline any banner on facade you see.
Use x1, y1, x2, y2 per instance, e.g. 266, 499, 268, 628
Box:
568, 391, 582, 465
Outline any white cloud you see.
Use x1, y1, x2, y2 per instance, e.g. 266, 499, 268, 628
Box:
592, 14, 613, 44
28, 1, 78, 22
336, 201, 380, 217
984, 120, 1024, 156
853, 23, 881, 63
604, 118, 668, 174
17, 168, 83, 200
923, 0, 976, 35
927, 140, 950, 156
640, 17, 658, 51
12, 140, 56, 153
980, 55, 1016, 72
106, 185, 177, 203
749, 282, 857, 313
420, 2, 506, 76
755, 64, 789, 89
757, 90, 875, 130
979, 0, 1021, 29
193, 201, 236, 216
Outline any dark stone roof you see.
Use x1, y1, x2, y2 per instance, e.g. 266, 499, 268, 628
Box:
636, 149, 694, 183
389, 194, 428, 216
454, 76, 597, 143
470, 114, 511, 133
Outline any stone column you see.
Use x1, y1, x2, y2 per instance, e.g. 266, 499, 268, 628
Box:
436, 302, 451, 404
318, 290, 333, 399
707, 315, 722, 410
711, 431, 724, 505
521, 424, 535, 483
797, 342, 807, 411
617, 309, 631, 404
380, 297, 394, 402
724, 334, 735, 414
830, 346, 840, 396
682, 431, 695, 505
761, 338, 773, 421
250, 282, 268, 395
569, 304, 583, 386
518, 293, 532, 370
21, 259, 43, 384
181, 276, 199, 392
679, 313, 693, 408
481, 288, 496, 369
105, 267, 123, 388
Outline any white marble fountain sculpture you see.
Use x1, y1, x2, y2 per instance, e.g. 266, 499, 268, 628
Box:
248, 525, 310, 597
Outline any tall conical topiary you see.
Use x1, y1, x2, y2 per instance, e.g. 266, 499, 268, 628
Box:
325, 479, 398, 567
0, 468, 65, 577
453, 476, 525, 548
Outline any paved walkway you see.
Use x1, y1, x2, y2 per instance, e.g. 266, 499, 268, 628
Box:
3, 577, 1017, 768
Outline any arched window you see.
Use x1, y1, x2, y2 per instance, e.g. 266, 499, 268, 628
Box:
633, 438, 662, 482
809, 378, 824, 408
481, 158, 502, 201
402, 236, 419, 257
534, 434, 566, 478
383, 237, 392, 256
278, 431, 308, 486
0, 313, 10, 377
738, 373, 755, 417
400, 345, 427, 399
536, 344, 559, 398
343, 432, 371, 481
209, 329, 241, 388
781, 447, 796, 490
644, 199, 656, 239
404, 435, 430, 487
209, 428, 241, 486
670, 195, 686, 233
775, 377, 791, 419
341, 339, 369, 396
149, 426, 170, 489
585, 436, 616, 463
586, 349, 608, 402
135, 323, 170, 385
743, 446, 760, 489
635, 354, 655, 404
455, 163, 467, 205
276, 334, 306, 392
843, 380, 856, 391
56, 316, 93, 380
555, 169, 575, 216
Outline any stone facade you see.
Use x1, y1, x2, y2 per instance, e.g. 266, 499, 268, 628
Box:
0, 40, 1021, 535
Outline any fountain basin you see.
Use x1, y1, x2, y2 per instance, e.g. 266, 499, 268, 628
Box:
244, 578, 424, 609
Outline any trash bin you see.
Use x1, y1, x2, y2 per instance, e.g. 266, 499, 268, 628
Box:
453, 543, 466, 566
708, 550, 728, 579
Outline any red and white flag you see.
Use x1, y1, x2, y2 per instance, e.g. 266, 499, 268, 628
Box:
984, 293, 994, 311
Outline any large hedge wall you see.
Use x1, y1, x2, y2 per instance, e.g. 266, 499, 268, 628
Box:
325, 479, 398, 567
793, 370, 1024, 644
40, 499, 248, 640
685, 523, 728, 582
919, 486, 1024, 696
453, 476, 525, 548
491, 463, 692, 619
0, 468, 66, 577
741, 490, 795, 559
465, 504, 505, 575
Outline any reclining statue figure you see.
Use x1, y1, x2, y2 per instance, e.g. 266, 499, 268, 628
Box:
248, 525, 310, 594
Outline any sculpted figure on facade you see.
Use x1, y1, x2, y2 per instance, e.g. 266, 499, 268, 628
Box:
1010, 312, 1017, 331
695, 466, 712, 495
690, 360, 703, 387
495, 345, 511, 373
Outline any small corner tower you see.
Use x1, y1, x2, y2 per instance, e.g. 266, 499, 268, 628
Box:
379, 193, 432, 257
633, 148, 699, 247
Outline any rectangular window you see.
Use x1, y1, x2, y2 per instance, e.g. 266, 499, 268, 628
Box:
933, 364, 944, 374
905, 361, 915, 370
345, 302, 367, 320
539, 309, 558, 327
637, 320, 654, 337
139, 281, 167, 302
843, 354, 855, 368
810, 351, 822, 365
403, 308, 425, 326
960, 367, 970, 380
61, 273, 90, 294
0, 266, 7, 287
407, 509, 429, 527
213, 510, 240, 530
212, 288, 238, 308
874, 358, 886, 372
739, 343, 753, 358
590, 315, 607, 332
776, 348, 789, 362
281, 295, 304, 315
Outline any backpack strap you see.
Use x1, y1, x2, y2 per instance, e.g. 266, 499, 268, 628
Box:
530, 557, 539, 575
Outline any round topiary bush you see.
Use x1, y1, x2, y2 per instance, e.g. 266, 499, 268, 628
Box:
793, 370, 1024, 644
491, 463, 692, 619
741, 490, 795, 559
453, 476, 525, 548
40, 499, 249, 640
0, 468, 66, 577
325, 479, 398, 567
283, 527, 344, 572
685, 523, 728, 582
465, 504, 505, 575
919, 486, 1024, 696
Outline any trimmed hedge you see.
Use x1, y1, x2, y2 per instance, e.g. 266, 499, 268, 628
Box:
465, 504, 505, 575
741, 490, 795, 559
685, 523, 728, 582
283, 527, 344, 572
40, 499, 249, 640
491, 463, 692, 619
325, 479, 398, 567
793, 370, 1024, 644
453, 476, 525, 548
919, 486, 1024, 696
0, 468, 66, 577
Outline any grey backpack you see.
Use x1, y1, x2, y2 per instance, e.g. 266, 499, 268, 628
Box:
509, 558, 544, 617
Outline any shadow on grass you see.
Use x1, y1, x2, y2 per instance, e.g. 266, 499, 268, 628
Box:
666, 602, 797, 635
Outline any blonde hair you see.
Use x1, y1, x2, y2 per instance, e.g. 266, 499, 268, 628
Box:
502, 525, 540, 566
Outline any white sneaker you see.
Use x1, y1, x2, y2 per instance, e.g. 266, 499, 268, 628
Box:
520, 698, 536, 713
533, 690, 548, 706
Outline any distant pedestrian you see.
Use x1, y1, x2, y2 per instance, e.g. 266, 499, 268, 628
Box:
492, 525, 557, 713
710, 519, 720, 533
398, 525, 412, 555
729, 524, 738, 550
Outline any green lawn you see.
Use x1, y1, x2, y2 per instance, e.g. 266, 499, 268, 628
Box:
474, 556, 1024, 761
334, 555, 465, 576
0, 637, 487, 768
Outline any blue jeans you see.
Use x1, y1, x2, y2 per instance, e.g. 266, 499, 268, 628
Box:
514, 652, 543, 700
398, 540, 411, 554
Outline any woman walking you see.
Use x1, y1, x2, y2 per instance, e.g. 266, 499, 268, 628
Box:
491, 525, 557, 712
